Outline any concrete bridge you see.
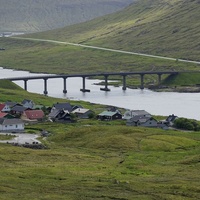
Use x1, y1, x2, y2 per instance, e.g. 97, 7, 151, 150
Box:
4, 71, 180, 95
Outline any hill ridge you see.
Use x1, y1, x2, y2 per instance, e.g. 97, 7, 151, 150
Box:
26, 0, 200, 61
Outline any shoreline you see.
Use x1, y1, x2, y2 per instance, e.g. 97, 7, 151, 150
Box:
148, 86, 200, 93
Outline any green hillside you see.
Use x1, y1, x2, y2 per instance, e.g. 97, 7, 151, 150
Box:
1, 0, 200, 87
1, 122, 200, 199
28, 0, 200, 61
0, 0, 134, 33
0, 77, 200, 200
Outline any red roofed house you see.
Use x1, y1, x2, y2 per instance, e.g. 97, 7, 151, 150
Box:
0, 112, 15, 119
22, 110, 45, 121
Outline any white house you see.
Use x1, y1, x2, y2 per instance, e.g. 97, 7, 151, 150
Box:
0, 119, 24, 132
122, 110, 151, 120
72, 108, 94, 119
0, 103, 11, 112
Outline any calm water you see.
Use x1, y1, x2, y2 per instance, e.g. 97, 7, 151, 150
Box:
0, 67, 200, 120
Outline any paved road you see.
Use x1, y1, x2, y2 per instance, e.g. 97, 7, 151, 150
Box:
12, 37, 200, 65
0, 132, 41, 145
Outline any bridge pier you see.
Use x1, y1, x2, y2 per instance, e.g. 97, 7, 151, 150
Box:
140, 74, 144, 89
24, 79, 28, 91
43, 78, 48, 95
63, 77, 67, 94
100, 75, 110, 91
122, 75, 127, 90
158, 74, 162, 84
80, 76, 90, 92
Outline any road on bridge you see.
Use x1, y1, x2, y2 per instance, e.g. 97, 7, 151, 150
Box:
12, 37, 200, 65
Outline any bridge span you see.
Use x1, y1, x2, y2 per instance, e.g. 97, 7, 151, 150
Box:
2, 71, 181, 95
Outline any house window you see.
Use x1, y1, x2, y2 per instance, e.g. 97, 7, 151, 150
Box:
16, 125, 18, 128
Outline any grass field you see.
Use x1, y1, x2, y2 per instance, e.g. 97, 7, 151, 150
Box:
0, 80, 200, 199
0, 123, 200, 200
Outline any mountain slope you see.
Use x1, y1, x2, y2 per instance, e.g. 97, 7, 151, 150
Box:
0, 0, 134, 33
28, 0, 200, 61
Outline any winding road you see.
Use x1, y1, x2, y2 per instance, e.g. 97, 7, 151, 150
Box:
12, 37, 200, 65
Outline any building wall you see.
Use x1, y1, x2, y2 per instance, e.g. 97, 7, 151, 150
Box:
139, 119, 158, 127
0, 124, 24, 131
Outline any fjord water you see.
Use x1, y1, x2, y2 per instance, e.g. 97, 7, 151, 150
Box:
1, 67, 200, 120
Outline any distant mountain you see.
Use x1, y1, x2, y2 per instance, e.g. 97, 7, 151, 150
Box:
29, 0, 200, 61
0, 0, 135, 33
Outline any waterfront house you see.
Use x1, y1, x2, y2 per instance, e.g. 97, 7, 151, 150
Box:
48, 109, 72, 122
0, 118, 24, 132
72, 105, 83, 111
51, 102, 73, 113
127, 116, 158, 127
158, 114, 178, 128
166, 114, 178, 126
72, 108, 94, 119
22, 99, 35, 109
122, 110, 151, 120
97, 110, 122, 121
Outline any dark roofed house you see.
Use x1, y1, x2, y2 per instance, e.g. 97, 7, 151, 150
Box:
5, 101, 19, 108
72, 105, 83, 111
127, 116, 158, 127
51, 102, 72, 113
166, 114, 178, 124
158, 114, 178, 128
0, 118, 24, 132
97, 110, 122, 121
11, 105, 28, 116
22, 99, 35, 109
48, 109, 72, 122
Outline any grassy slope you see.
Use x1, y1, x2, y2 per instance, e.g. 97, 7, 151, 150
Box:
1, 37, 200, 87
162, 73, 200, 86
0, 0, 134, 33
0, 123, 200, 199
28, 0, 200, 61
1, 0, 200, 86
0, 80, 200, 199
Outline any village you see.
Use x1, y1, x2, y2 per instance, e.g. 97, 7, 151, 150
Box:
0, 99, 178, 134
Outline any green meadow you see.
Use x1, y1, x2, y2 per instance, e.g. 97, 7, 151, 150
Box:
0, 123, 200, 200
0, 81, 200, 200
